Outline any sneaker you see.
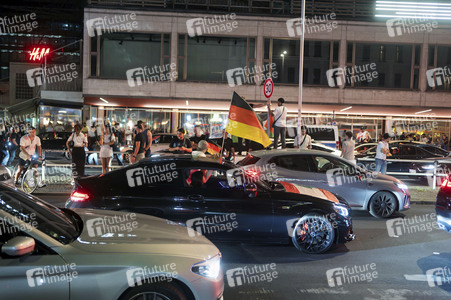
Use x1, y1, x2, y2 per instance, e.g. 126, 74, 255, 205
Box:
38, 182, 46, 188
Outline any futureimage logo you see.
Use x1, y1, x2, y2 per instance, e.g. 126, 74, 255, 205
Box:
326, 263, 377, 287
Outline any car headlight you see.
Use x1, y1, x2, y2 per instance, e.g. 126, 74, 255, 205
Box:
333, 204, 349, 218
191, 253, 221, 279
394, 182, 408, 190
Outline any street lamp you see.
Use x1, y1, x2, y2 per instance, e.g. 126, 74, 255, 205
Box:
280, 51, 287, 81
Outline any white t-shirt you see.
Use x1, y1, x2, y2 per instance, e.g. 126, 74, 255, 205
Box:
19, 135, 41, 160
273, 106, 287, 127
376, 141, 389, 160
125, 129, 133, 142
68, 132, 88, 147
294, 134, 312, 150
341, 140, 355, 161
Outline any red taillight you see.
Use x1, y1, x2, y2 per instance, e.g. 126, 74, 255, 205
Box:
441, 176, 451, 189
245, 169, 259, 178
70, 191, 90, 202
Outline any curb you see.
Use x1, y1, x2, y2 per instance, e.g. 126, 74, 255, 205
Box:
410, 200, 436, 205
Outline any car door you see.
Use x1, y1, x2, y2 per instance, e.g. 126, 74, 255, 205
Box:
268, 154, 316, 186
308, 155, 369, 208
0, 222, 69, 299
104, 164, 203, 221
182, 167, 274, 241
396, 145, 419, 174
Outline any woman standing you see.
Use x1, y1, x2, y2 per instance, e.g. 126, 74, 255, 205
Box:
7, 126, 19, 166
99, 125, 115, 173
66, 124, 88, 179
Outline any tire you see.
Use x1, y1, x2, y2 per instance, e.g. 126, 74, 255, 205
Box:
292, 213, 335, 254
368, 191, 397, 218
119, 282, 187, 300
21, 168, 38, 194
64, 150, 72, 160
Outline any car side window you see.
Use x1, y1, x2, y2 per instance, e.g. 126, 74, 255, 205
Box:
184, 168, 229, 189
127, 164, 183, 187
269, 155, 311, 172
399, 146, 416, 156
311, 155, 353, 173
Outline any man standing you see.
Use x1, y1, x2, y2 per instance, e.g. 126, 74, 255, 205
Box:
190, 125, 206, 150
294, 126, 312, 150
15, 127, 42, 185
131, 124, 145, 163
169, 128, 192, 154
375, 133, 391, 174
267, 98, 287, 149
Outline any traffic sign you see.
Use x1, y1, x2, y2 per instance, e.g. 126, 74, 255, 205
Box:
263, 78, 274, 99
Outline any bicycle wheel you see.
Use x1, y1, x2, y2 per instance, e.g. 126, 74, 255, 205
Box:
12, 164, 20, 181
22, 169, 38, 194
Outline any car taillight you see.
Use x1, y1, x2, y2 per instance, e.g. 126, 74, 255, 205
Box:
70, 191, 90, 202
441, 176, 451, 189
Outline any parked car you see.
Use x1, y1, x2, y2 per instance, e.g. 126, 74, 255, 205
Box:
0, 183, 224, 300
436, 175, 451, 233
66, 156, 354, 254
39, 131, 73, 160
237, 149, 410, 218
356, 142, 451, 180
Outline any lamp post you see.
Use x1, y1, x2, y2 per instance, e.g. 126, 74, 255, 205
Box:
297, 0, 306, 148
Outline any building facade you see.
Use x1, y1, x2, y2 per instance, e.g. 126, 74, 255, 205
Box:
82, 1, 451, 140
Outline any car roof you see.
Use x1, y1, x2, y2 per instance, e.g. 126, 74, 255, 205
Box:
138, 154, 235, 169
249, 149, 336, 158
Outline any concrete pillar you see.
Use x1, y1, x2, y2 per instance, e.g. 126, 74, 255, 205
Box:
170, 18, 178, 98
419, 37, 429, 93
338, 27, 347, 102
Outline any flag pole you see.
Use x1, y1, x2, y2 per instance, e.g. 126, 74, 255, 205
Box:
297, 0, 306, 147
219, 130, 226, 163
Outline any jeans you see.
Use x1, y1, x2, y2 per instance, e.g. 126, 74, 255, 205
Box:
87, 152, 98, 165
273, 126, 286, 149
7, 148, 16, 166
1, 149, 9, 166
375, 158, 387, 174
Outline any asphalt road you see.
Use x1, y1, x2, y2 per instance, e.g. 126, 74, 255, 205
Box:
38, 193, 450, 300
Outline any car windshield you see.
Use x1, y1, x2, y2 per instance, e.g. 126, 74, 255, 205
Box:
0, 187, 80, 244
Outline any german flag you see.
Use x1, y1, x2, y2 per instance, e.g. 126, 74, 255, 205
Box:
225, 92, 272, 148
206, 140, 221, 155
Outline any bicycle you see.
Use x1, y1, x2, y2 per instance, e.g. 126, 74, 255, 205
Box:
13, 156, 45, 194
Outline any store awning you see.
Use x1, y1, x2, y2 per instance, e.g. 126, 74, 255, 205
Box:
83, 96, 451, 119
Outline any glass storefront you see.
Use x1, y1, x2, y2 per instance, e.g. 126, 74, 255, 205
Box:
180, 111, 229, 138
39, 105, 82, 132
101, 108, 172, 133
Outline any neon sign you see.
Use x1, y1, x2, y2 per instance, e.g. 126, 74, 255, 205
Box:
29, 47, 50, 61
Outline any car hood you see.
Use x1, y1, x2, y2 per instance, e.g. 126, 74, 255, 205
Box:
67, 209, 218, 258
369, 172, 402, 183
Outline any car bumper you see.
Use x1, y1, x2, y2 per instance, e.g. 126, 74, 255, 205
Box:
190, 275, 224, 300
436, 204, 451, 233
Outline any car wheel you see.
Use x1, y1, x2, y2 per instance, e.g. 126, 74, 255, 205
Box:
64, 150, 72, 160
368, 191, 397, 218
292, 213, 335, 254
119, 282, 187, 300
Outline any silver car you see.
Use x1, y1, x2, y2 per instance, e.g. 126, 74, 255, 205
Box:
0, 184, 224, 300
238, 149, 410, 218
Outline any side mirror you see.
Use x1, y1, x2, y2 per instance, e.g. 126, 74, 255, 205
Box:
1, 236, 35, 257
244, 183, 257, 198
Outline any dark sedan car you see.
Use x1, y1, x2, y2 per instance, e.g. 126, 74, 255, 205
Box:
436, 175, 451, 232
66, 156, 354, 254
39, 131, 73, 159
356, 142, 451, 180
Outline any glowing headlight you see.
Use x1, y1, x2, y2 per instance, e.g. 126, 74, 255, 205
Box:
32, 154, 38, 159
333, 204, 349, 217
394, 182, 408, 190
191, 254, 221, 279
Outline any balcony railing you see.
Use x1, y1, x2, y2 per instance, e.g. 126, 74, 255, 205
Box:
88, 0, 376, 19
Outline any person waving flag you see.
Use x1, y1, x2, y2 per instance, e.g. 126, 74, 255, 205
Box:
225, 92, 271, 148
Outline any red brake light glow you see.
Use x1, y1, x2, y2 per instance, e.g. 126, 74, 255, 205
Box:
70, 191, 90, 202
441, 176, 451, 188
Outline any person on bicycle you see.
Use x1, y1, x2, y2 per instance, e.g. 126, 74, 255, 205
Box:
15, 127, 42, 186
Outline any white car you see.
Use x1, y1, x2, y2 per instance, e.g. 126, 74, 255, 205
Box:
0, 184, 224, 300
